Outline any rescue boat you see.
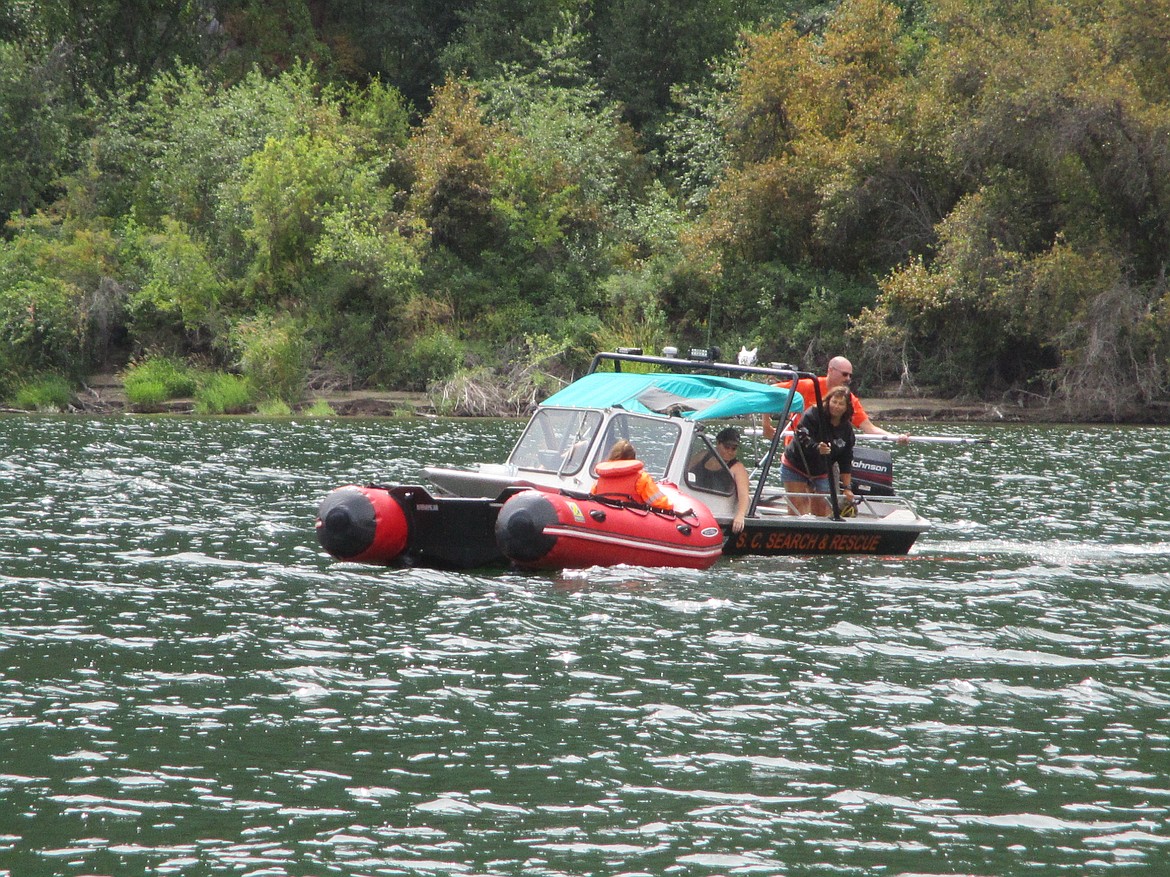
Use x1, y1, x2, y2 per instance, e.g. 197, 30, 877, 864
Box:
314, 348, 933, 570
495, 462, 724, 570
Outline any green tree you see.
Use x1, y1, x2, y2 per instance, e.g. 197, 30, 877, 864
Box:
590, 0, 750, 138
107, 65, 318, 258
0, 215, 121, 379
439, 0, 574, 82
210, 0, 329, 81
7, 0, 215, 95
306, 0, 468, 109
232, 311, 309, 404
0, 41, 75, 221
120, 216, 225, 352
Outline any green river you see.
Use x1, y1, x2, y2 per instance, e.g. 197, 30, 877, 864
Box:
1, 415, 1167, 875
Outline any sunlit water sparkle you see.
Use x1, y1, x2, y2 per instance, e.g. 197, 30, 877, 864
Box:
0, 415, 1167, 875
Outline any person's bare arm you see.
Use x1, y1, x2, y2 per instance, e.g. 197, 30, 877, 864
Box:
858, 417, 909, 444
731, 464, 751, 533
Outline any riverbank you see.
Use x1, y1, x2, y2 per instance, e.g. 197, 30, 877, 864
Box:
22, 372, 1154, 423
60, 374, 432, 418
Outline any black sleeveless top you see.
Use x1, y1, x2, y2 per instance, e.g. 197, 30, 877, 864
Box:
690, 451, 741, 492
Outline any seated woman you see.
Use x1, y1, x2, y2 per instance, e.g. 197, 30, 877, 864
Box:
687, 427, 750, 533
779, 386, 855, 516
592, 439, 673, 510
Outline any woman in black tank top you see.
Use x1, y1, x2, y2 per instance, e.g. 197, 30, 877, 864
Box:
690, 426, 751, 533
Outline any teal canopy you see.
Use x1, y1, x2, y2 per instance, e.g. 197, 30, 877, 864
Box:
541, 372, 802, 421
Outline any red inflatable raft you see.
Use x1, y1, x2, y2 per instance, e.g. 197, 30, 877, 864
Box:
495, 461, 725, 570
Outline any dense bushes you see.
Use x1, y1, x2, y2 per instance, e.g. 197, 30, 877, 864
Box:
1, 1, 1169, 418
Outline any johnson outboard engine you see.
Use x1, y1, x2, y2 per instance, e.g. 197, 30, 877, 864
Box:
850, 446, 895, 497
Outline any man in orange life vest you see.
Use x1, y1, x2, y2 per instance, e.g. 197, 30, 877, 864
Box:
764, 356, 910, 443
591, 439, 673, 510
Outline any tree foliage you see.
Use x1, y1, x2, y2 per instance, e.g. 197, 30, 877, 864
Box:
0, 40, 75, 220
3, 0, 1170, 417
854, 0, 1170, 410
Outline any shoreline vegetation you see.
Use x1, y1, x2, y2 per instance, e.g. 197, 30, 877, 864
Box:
4, 372, 1163, 425
4, 3, 1170, 427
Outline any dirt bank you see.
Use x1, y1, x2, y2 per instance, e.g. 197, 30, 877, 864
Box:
861, 396, 1030, 423
52, 373, 1121, 423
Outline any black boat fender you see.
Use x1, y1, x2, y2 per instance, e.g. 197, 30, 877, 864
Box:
494, 489, 560, 563
315, 484, 409, 564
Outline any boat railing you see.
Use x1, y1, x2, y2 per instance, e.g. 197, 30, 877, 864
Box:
754, 490, 924, 521
588, 348, 815, 384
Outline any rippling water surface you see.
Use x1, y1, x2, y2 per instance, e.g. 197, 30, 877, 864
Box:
1, 415, 1167, 875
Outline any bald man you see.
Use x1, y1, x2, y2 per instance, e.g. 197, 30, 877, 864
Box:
765, 355, 910, 443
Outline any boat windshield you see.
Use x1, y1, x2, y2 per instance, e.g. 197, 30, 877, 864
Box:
590, 413, 681, 478
509, 408, 603, 474
683, 432, 736, 497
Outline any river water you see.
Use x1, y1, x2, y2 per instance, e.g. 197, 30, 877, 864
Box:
1, 415, 1167, 876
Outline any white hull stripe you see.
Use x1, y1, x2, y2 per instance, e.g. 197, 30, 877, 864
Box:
542, 526, 724, 559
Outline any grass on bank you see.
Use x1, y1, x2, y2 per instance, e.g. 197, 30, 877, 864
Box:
124, 357, 258, 414
256, 399, 292, 416
15, 357, 389, 418
195, 372, 255, 414
301, 399, 335, 417
9, 374, 74, 411
122, 356, 199, 406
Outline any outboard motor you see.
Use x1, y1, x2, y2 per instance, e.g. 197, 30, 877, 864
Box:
850, 446, 895, 497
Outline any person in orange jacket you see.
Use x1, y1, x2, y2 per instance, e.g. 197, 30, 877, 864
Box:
592, 440, 673, 510
764, 355, 910, 443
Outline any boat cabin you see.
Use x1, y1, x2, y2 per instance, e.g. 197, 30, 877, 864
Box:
425, 350, 806, 524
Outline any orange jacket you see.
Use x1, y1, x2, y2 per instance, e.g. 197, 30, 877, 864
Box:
592, 460, 673, 510
768, 376, 869, 441
786, 377, 868, 427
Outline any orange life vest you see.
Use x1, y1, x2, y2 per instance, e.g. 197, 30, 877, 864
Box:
591, 459, 673, 510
